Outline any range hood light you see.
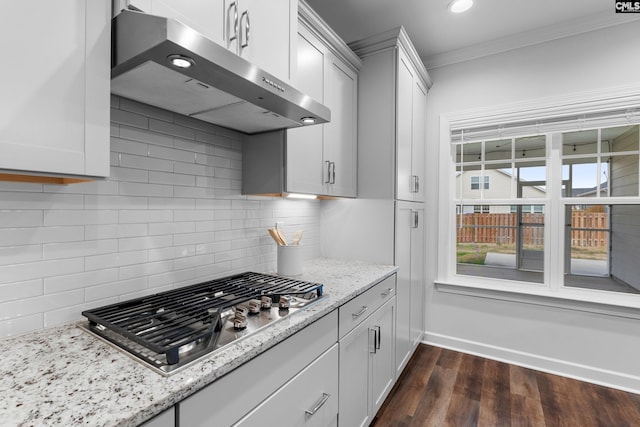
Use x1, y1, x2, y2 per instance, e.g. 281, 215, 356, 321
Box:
286, 193, 317, 200
301, 117, 316, 125
168, 54, 195, 69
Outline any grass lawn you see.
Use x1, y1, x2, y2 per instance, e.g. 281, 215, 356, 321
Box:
456, 242, 606, 264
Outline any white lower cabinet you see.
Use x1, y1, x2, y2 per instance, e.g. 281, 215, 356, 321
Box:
235, 344, 338, 427
178, 311, 338, 426
395, 202, 425, 376
338, 275, 396, 427
140, 407, 174, 427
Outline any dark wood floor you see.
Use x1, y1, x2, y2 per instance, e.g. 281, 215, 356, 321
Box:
372, 344, 640, 427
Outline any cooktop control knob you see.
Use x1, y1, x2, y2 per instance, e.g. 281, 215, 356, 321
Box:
248, 299, 261, 315
261, 295, 272, 309
279, 295, 290, 310
233, 305, 249, 329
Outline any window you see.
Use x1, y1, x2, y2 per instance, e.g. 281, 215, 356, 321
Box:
471, 175, 489, 190
444, 96, 640, 306
457, 204, 544, 283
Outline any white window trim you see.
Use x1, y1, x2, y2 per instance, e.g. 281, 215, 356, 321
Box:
438, 83, 640, 312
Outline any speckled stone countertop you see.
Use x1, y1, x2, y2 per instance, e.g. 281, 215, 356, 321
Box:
0, 258, 397, 427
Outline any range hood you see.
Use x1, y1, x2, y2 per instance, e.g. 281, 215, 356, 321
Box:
111, 10, 330, 134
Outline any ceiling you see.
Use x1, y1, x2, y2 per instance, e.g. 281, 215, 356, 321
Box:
305, 0, 636, 69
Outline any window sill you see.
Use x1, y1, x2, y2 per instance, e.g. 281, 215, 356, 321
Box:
435, 278, 640, 320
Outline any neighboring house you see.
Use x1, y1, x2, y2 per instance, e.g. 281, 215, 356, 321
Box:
455, 169, 546, 213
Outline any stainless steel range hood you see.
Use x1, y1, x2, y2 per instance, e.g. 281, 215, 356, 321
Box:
111, 10, 330, 134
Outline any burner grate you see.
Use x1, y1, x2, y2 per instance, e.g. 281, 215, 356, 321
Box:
82, 273, 323, 366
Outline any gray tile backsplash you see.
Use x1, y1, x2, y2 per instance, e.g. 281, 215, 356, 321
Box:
0, 96, 321, 338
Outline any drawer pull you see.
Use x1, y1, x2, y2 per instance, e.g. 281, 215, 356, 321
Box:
381, 288, 393, 297
305, 392, 331, 416
352, 306, 368, 318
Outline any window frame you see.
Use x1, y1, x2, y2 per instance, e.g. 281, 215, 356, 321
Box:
437, 84, 640, 312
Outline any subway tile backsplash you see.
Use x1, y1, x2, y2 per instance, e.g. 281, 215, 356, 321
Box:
0, 96, 321, 338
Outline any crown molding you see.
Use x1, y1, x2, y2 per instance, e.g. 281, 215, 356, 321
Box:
298, 0, 362, 72
349, 26, 433, 89
424, 13, 640, 70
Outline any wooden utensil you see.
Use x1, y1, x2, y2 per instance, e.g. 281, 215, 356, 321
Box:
268, 227, 285, 245
292, 230, 303, 245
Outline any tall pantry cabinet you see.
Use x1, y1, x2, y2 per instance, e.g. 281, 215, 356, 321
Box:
321, 26, 432, 378
351, 27, 431, 376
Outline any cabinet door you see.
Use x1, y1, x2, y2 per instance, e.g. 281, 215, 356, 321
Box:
339, 319, 372, 427
370, 297, 396, 416
410, 208, 425, 346
141, 407, 174, 427
286, 27, 325, 195
412, 80, 427, 202
235, 345, 339, 427
323, 55, 357, 197
396, 48, 414, 201
0, 0, 109, 178
394, 203, 412, 376
227, 0, 295, 82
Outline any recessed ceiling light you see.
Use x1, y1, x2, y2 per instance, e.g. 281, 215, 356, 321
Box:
168, 54, 195, 68
449, 0, 474, 13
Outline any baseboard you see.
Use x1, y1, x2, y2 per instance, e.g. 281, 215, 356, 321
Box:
423, 331, 640, 394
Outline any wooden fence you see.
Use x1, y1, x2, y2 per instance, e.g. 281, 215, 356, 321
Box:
456, 212, 608, 247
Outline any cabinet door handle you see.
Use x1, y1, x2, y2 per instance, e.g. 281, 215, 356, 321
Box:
305, 393, 331, 416
412, 210, 419, 228
369, 328, 377, 354
240, 10, 250, 48
324, 161, 331, 184
416, 175, 420, 193
227, 1, 238, 42
375, 325, 381, 350
352, 305, 368, 319
330, 161, 336, 184
381, 287, 394, 297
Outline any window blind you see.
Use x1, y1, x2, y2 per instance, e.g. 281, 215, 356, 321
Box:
451, 106, 640, 143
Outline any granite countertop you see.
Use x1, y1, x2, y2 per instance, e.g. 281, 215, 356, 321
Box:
0, 258, 397, 427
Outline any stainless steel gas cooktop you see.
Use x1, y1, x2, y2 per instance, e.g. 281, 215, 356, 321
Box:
80, 272, 325, 375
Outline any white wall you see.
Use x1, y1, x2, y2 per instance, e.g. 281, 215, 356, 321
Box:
426, 20, 640, 392
0, 96, 321, 338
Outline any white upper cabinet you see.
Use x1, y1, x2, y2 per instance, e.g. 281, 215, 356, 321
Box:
0, 0, 110, 179
242, 1, 361, 198
286, 16, 359, 198
285, 26, 326, 196
322, 54, 358, 197
223, 0, 296, 82
351, 27, 432, 201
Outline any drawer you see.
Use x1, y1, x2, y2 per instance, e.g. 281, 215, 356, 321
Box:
339, 274, 396, 339
179, 310, 338, 427
234, 344, 339, 427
